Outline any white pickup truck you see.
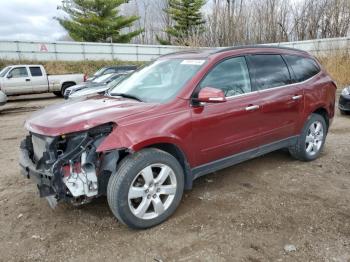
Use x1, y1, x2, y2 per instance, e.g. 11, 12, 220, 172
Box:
0, 65, 86, 96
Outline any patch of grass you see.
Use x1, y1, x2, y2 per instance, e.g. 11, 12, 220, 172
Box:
318, 50, 350, 88
0, 59, 145, 76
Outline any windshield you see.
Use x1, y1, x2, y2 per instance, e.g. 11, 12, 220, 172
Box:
92, 73, 113, 84
0, 66, 11, 77
106, 74, 129, 89
93, 67, 107, 76
109, 59, 206, 103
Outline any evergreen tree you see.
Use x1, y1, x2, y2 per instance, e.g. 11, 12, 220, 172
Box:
158, 0, 206, 45
56, 0, 142, 43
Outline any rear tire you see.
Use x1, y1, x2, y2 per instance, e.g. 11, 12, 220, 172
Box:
53, 91, 62, 97
107, 148, 184, 229
289, 113, 327, 161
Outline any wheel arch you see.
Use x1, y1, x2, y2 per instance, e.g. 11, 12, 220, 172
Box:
312, 107, 330, 130
144, 142, 193, 190
61, 81, 76, 89
112, 142, 194, 190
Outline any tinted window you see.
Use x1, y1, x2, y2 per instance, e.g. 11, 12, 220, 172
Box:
29, 67, 43, 77
283, 55, 320, 82
200, 57, 251, 97
247, 55, 291, 90
104, 68, 117, 75
9, 67, 28, 78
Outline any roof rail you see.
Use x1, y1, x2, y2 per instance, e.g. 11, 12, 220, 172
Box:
213, 44, 308, 54
158, 49, 207, 58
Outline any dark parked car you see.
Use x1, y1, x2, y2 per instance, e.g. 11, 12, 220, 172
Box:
339, 86, 350, 115
87, 65, 137, 82
20, 46, 336, 229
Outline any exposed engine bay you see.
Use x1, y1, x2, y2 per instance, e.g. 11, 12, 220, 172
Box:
19, 123, 119, 208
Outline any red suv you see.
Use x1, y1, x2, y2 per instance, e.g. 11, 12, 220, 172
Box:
20, 46, 336, 229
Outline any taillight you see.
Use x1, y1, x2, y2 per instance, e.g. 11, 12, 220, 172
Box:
84, 74, 88, 82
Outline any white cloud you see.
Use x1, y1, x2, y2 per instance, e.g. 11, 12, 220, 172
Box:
0, 0, 67, 41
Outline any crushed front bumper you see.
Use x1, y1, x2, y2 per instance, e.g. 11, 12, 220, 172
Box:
19, 125, 119, 207
19, 139, 57, 198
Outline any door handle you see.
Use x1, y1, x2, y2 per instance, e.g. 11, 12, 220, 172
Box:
25, 79, 30, 82
292, 95, 303, 100
245, 105, 260, 111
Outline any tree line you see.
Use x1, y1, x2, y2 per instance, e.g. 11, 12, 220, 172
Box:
57, 0, 350, 46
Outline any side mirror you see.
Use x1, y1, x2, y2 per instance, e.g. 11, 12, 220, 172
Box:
7, 73, 12, 79
197, 87, 226, 103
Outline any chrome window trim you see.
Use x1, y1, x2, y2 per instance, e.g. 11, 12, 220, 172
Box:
225, 71, 321, 101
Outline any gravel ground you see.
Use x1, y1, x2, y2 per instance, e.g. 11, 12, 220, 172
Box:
0, 94, 349, 262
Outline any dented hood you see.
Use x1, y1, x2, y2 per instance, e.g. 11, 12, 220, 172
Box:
25, 95, 157, 136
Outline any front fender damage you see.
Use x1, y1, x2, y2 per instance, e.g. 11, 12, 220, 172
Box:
19, 123, 121, 208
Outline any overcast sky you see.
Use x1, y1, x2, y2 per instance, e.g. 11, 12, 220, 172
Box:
0, 0, 66, 41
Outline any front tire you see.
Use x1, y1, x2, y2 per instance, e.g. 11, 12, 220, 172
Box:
289, 113, 327, 161
107, 148, 184, 229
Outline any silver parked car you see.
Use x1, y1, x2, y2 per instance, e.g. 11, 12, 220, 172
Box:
67, 72, 131, 99
0, 90, 7, 106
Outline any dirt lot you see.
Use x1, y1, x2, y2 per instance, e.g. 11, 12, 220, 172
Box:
0, 94, 349, 262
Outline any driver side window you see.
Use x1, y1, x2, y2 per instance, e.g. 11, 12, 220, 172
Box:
200, 57, 251, 97
9, 67, 28, 78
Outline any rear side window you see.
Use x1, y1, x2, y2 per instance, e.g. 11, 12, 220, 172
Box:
29, 67, 43, 77
247, 54, 291, 90
283, 55, 320, 82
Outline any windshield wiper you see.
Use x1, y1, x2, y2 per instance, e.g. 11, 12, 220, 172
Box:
109, 92, 143, 102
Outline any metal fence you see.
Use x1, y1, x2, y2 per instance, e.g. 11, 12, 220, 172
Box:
268, 37, 350, 54
0, 40, 187, 62
0, 37, 349, 62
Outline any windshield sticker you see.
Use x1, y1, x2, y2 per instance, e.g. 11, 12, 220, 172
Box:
180, 60, 205, 65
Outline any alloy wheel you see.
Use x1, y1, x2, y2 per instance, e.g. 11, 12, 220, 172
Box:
128, 163, 177, 220
305, 120, 324, 156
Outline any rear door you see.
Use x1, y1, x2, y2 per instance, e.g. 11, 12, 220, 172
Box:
28, 66, 48, 93
246, 54, 304, 145
2, 66, 31, 95
191, 56, 263, 166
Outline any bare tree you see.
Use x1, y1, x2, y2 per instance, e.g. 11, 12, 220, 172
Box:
121, 0, 350, 46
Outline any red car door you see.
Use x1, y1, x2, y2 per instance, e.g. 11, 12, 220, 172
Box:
190, 56, 263, 167
246, 54, 304, 145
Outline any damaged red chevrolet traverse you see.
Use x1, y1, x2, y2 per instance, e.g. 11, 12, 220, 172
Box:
20, 46, 336, 229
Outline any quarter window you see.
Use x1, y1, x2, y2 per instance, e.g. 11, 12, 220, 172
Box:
247, 55, 291, 90
29, 67, 43, 77
9, 67, 28, 78
199, 57, 251, 97
283, 55, 320, 82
